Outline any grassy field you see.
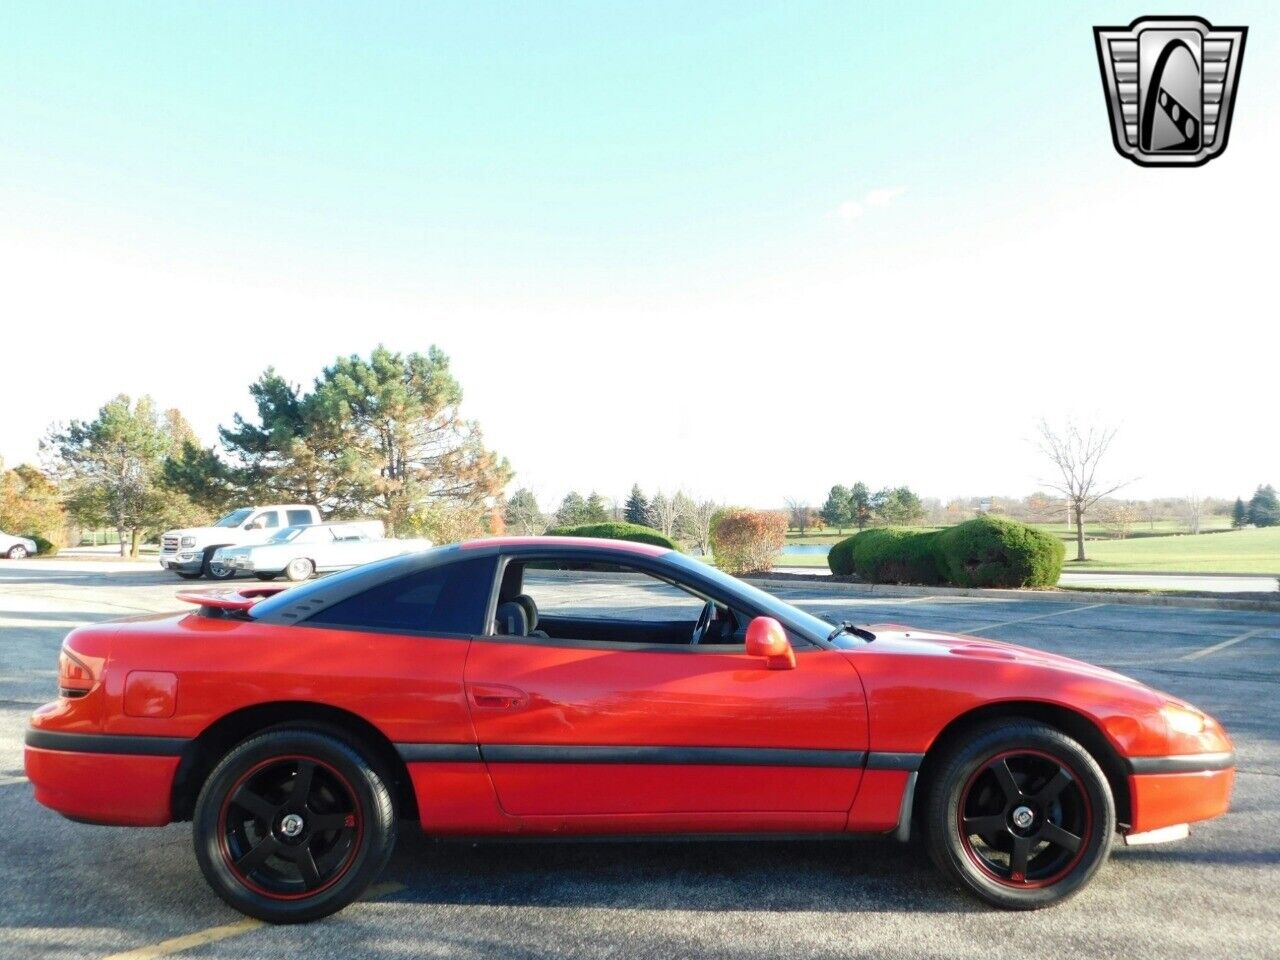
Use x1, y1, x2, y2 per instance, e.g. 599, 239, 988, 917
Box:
1065, 526, 1280, 573
777, 523, 1280, 574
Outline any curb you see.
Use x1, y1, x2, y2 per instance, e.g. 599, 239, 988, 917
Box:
743, 576, 1280, 613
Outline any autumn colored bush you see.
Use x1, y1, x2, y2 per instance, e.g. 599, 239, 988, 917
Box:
710, 509, 787, 574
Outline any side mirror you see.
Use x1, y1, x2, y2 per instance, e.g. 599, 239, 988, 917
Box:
745, 616, 796, 670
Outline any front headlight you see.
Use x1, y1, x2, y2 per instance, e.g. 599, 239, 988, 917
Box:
180, 536, 196, 548
1161, 702, 1207, 736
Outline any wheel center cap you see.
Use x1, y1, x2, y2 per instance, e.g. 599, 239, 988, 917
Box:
1011, 805, 1035, 830
279, 813, 306, 838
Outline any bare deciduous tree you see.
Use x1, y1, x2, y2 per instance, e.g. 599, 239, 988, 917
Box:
1098, 500, 1140, 540
1184, 493, 1205, 535
785, 497, 814, 534
1037, 419, 1131, 561
687, 498, 720, 556
648, 490, 685, 539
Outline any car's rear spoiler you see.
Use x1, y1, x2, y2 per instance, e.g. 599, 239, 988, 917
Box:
175, 586, 289, 614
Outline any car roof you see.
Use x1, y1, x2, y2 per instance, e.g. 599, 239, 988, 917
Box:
461, 536, 669, 557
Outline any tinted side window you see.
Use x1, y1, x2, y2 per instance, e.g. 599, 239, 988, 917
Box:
257, 511, 280, 529
286, 509, 314, 526
304, 556, 495, 635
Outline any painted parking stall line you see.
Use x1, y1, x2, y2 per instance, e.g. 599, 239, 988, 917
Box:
1180, 627, 1266, 662
955, 602, 1110, 635
98, 882, 406, 960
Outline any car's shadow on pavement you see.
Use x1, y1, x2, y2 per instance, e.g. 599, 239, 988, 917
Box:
386, 830, 979, 914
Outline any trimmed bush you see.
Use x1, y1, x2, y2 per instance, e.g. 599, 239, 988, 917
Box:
828, 534, 859, 576
545, 522, 680, 551
711, 510, 788, 574
934, 515, 1064, 588
829, 528, 943, 584
29, 534, 58, 557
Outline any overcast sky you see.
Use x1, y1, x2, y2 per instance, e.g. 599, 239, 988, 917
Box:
1, 2, 1275, 510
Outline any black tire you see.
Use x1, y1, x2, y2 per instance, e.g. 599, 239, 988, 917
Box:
176, 571, 204, 580
6, 545, 29, 559
923, 720, 1114, 909
283, 557, 315, 582
201, 547, 237, 581
255, 573, 279, 582
193, 728, 397, 923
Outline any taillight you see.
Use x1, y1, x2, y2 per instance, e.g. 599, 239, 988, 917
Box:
59, 647, 96, 697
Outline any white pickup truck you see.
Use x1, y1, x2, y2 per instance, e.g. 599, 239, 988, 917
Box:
159, 504, 322, 580
214, 521, 431, 581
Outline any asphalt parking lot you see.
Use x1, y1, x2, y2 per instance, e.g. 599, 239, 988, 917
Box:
1, 559, 1278, 960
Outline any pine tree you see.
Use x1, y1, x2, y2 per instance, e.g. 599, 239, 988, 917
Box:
1247, 484, 1280, 528
820, 485, 853, 533
850, 482, 872, 529
1231, 497, 1248, 529
624, 484, 650, 526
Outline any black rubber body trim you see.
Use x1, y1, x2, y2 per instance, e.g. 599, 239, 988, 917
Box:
1126, 751, 1235, 774
24, 729, 188, 757
865, 752, 925, 771
395, 743, 483, 763
479, 744, 867, 767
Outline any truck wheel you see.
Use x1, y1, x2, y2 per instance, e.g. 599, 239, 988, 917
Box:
284, 558, 315, 582
202, 547, 237, 581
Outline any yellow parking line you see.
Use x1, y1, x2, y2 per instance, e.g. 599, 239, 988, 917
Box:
101, 881, 405, 960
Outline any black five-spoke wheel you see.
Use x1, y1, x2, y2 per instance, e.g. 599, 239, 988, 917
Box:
958, 749, 1090, 887
925, 720, 1115, 909
194, 728, 397, 923
220, 756, 362, 898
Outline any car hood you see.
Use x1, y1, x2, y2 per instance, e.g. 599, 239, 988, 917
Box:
863, 622, 1143, 687
163, 526, 228, 539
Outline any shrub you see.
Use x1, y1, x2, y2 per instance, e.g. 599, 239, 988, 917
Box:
545, 522, 680, 550
711, 510, 787, 574
29, 534, 58, 557
934, 515, 1064, 588
829, 528, 943, 584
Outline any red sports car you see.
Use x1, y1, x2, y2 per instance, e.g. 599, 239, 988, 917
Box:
25, 537, 1234, 921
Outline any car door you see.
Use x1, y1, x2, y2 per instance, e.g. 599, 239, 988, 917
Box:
464, 553, 868, 828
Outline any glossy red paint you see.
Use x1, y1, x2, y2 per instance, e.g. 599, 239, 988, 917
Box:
24, 542, 1233, 849
463, 639, 866, 819
1129, 769, 1235, 833
24, 747, 177, 826
124, 671, 178, 718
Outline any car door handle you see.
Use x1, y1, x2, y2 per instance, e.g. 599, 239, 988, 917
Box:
468, 683, 527, 710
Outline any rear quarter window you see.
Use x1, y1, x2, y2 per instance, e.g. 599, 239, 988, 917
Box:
287, 509, 315, 526
302, 555, 495, 635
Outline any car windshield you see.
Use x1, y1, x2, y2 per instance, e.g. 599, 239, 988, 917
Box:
214, 508, 254, 528
268, 527, 304, 543
663, 552, 837, 642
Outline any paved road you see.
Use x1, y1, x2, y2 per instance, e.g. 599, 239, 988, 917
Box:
773, 566, 1280, 594
1, 560, 1278, 959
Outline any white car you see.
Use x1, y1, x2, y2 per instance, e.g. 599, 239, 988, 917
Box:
0, 531, 38, 559
214, 521, 430, 582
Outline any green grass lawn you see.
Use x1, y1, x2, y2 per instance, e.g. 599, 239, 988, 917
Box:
1063, 526, 1280, 573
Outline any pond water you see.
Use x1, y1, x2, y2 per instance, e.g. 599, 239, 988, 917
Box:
780, 543, 833, 556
